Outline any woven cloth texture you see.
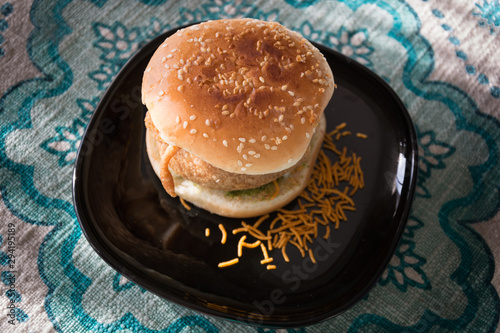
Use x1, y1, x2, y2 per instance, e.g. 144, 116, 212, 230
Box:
0, 0, 499, 332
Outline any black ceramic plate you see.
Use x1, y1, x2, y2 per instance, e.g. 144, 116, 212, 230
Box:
73, 26, 417, 328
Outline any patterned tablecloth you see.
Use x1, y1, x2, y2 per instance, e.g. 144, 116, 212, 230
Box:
1, 0, 499, 332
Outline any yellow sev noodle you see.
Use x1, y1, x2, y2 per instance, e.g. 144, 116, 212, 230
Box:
218, 258, 239, 268
218, 224, 227, 244
217, 124, 366, 269
180, 197, 191, 210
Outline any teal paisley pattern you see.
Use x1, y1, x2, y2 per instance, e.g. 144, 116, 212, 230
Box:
90, 19, 170, 90
473, 0, 500, 34
40, 98, 97, 167
431, 3, 500, 99
0, 0, 498, 332
379, 216, 430, 292
297, 22, 374, 69
415, 128, 456, 198
0, 2, 13, 58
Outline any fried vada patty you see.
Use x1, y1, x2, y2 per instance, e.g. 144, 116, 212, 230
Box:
145, 112, 294, 191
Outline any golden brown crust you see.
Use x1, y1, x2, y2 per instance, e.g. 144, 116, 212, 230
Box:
142, 19, 334, 175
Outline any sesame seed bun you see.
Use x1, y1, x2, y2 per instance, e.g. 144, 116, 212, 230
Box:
142, 18, 334, 176
145, 113, 327, 218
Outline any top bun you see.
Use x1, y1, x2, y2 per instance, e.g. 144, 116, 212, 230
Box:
142, 18, 334, 175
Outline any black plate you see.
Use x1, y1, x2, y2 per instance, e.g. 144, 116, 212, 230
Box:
73, 26, 417, 328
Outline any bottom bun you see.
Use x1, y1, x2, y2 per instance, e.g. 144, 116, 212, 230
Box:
146, 113, 326, 218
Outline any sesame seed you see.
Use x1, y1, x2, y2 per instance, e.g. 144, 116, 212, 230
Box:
222, 111, 230, 116
183, 121, 188, 129
271, 146, 278, 150
278, 115, 284, 122
241, 167, 247, 171
301, 117, 306, 124
242, 154, 248, 160
165, 64, 170, 69
245, 163, 253, 167
239, 138, 246, 142
281, 85, 287, 91
178, 74, 184, 80
158, 90, 165, 96
259, 77, 265, 83
203, 133, 209, 138
249, 139, 256, 143
248, 151, 256, 155
166, 54, 173, 59
190, 115, 196, 120
237, 143, 244, 153
254, 154, 261, 158
238, 160, 243, 166
288, 159, 293, 164
176, 116, 180, 123
306, 132, 310, 138
205, 119, 211, 126
177, 85, 184, 92
222, 105, 228, 110
288, 91, 295, 96
282, 135, 288, 141
223, 140, 228, 147
190, 129, 197, 134
264, 144, 270, 149
261, 135, 267, 141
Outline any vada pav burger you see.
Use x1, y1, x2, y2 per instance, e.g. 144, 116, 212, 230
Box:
142, 18, 335, 218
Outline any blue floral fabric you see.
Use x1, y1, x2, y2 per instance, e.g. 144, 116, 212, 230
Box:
0, 0, 499, 332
